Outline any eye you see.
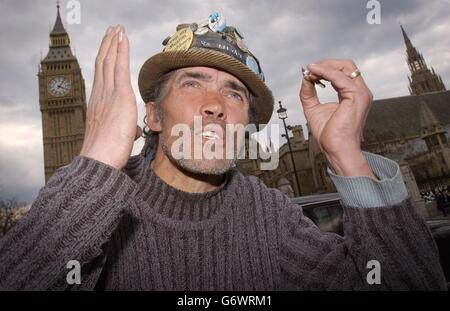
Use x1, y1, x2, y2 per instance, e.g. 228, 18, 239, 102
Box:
226, 91, 244, 102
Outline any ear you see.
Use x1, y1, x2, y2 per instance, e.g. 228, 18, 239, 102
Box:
145, 102, 162, 132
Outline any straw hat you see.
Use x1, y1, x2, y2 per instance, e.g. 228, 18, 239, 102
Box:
138, 12, 274, 127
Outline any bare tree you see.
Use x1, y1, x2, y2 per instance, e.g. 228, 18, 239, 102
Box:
0, 198, 30, 238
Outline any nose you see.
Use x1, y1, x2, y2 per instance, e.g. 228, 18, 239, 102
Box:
200, 92, 227, 120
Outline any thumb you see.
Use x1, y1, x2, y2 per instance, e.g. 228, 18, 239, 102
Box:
299, 78, 321, 112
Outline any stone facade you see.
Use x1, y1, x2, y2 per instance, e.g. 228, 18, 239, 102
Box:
237, 124, 336, 197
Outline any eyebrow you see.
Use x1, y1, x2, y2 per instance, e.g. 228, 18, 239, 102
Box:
176, 71, 213, 83
176, 71, 250, 100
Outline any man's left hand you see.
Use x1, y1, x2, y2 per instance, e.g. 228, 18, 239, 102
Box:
299, 59, 377, 179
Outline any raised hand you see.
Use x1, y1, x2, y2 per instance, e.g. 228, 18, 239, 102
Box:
80, 25, 141, 170
299, 60, 376, 179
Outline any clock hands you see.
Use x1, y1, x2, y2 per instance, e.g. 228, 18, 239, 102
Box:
49, 77, 70, 96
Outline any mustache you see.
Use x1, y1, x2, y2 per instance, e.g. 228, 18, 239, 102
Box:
190, 117, 226, 131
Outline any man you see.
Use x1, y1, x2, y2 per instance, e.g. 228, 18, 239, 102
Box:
440, 190, 450, 217
0, 14, 447, 290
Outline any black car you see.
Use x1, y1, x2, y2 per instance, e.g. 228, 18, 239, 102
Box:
292, 193, 450, 285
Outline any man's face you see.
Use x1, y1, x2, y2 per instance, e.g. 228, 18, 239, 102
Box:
148, 66, 251, 175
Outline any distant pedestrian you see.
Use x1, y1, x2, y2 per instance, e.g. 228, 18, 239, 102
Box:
437, 191, 448, 217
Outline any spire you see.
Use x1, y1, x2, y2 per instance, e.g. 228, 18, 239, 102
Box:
400, 25, 410, 43
51, 1, 67, 35
402, 24, 446, 95
42, 2, 75, 62
400, 24, 414, 51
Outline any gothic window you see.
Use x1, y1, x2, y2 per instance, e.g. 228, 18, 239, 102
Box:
429, 136, 439, 147
414, 61, 421, 70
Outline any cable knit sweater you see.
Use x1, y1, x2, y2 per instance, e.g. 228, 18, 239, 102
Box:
0, 153, 447, 290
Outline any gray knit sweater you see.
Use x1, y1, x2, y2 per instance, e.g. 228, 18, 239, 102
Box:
0, 152, 447, 290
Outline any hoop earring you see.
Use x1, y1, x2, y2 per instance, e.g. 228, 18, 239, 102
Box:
143, 115, 150, 137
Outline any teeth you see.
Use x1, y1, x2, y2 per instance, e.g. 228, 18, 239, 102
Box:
201, 131, 220, 140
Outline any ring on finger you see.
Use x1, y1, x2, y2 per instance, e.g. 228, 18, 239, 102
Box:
349, 69, 361, 79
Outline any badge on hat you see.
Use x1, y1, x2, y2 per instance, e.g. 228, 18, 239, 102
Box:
246, 55, 259, 75
193, 19, 208, 35
208, 12, 226, 32
164, 27, 194, 52
235, 36, 248, 53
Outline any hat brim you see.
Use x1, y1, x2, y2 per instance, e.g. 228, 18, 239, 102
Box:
138, 48, 274, 127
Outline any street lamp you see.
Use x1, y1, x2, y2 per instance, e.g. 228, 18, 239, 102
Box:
277, 101, 302, 197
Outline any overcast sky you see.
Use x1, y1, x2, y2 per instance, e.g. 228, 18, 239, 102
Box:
0, 0, 449, 203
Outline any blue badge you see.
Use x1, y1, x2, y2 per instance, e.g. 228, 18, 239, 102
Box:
259, 71, 265, 82
208, 12, 226, 32
246, 55, 260, 76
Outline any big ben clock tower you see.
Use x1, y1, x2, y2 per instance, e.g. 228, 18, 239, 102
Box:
38, 4, 87, 182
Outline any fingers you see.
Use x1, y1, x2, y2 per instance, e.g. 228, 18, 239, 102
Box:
88, 25, 122, 122
303, 60, 374, 124
310, 59, 369, 90
92, 25, 120, 97
299, 77, 321, 112
307, 63, 356, 93
306, 61, 373, 105
114, 29, 132, 93
102, 26, 122, 97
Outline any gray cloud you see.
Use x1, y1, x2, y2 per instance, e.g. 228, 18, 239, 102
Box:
0, 0, 449, 202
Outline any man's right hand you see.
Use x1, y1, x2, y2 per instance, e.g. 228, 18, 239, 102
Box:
80, 25, 141, 170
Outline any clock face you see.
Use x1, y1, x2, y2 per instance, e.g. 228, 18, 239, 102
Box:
48, 76, 71, 97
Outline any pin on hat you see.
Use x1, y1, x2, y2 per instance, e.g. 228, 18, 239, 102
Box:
235, 36, 248, 52
208, 12, 226, 32
163, 27, 194, 52
194, 19, 210, 35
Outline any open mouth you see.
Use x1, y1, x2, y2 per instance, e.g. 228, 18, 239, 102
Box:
200, 130, 221, 140
195, 124, 225, 141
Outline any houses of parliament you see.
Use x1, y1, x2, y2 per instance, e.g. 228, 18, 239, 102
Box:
39, 6, 449, 204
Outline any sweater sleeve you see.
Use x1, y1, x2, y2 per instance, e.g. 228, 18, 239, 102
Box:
278, 194, 448, 290
327, 151, 409, 208
0, 156, 137, 290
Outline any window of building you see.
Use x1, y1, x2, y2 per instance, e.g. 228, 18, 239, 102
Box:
414, 61, 421, 70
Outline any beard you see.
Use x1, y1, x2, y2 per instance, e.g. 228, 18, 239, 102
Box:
163, 145, 237, 175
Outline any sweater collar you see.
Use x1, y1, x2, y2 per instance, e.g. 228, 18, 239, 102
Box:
126, 154, 241, 223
